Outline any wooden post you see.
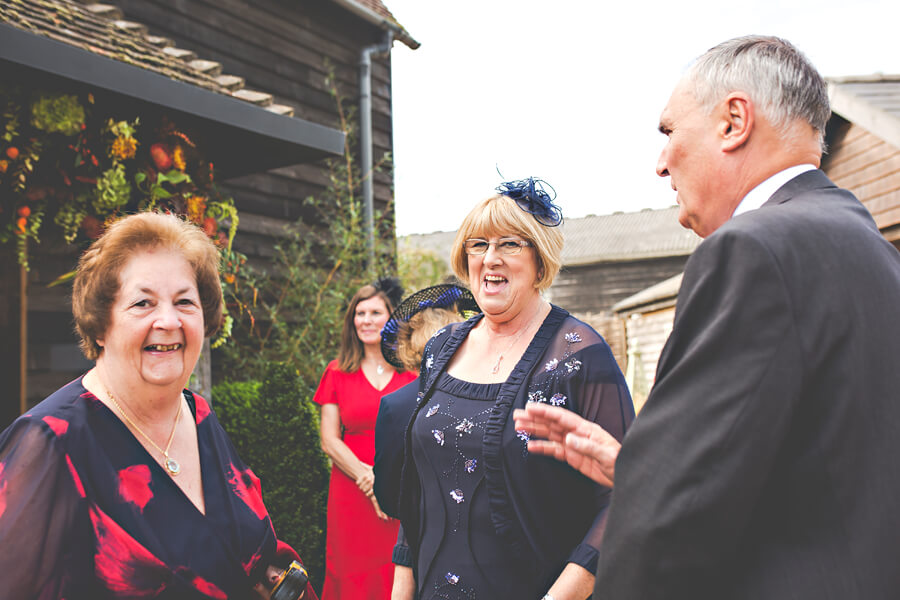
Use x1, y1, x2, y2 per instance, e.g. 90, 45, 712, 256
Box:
19, 259, 27, 415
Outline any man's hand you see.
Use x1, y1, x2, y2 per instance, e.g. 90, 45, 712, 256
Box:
513, 402, 620, 487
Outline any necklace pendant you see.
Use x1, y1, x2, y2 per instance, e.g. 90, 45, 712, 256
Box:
491, 356, 502, 374
165, 457, 181, 476
376, 364, 384, 375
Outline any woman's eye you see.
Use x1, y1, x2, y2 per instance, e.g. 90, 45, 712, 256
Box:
471, 241, 488, 251
133, 300, 149, 308
500, 240, 520, 250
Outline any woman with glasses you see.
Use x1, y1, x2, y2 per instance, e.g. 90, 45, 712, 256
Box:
392, 179, 635, 600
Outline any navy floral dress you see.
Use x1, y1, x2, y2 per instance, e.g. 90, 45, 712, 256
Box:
0, 377, 315, 600
397, 306, 635, 599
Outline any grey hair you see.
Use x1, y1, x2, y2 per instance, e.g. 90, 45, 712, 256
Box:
686, 35, 830, 152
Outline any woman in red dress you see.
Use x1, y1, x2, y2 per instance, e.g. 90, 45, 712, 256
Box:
313, 280, 417, 599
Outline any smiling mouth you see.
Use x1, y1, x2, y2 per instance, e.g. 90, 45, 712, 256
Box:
485, 275, 507, 283
145, 343, 182, 352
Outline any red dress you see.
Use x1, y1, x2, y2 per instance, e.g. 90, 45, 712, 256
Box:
313, 360, 416, 599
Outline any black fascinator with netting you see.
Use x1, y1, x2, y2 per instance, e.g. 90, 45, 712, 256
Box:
496, 176, 563, 227
380, 284, 480, 368
373, 276, 405, 311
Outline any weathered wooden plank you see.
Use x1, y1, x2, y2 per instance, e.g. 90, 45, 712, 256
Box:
830, 152, 900, 191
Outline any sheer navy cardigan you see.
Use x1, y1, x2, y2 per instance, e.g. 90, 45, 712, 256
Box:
394, 305, 635, 589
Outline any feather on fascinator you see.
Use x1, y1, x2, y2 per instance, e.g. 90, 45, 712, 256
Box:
496, 177, 563, 227
373, 276, 405, 310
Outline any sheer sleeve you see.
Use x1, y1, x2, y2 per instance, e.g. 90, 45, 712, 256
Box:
0, 419, 86, 600
545, 322, 634, 572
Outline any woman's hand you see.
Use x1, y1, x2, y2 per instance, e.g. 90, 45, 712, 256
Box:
368, 490, 390, 521
252, 565, 306, 599
513, 402, 620, 488
355, 465, 375, 496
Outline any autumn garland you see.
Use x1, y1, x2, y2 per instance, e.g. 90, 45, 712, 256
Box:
0, 86, 243, 347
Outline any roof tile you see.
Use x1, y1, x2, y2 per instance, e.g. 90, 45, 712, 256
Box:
1, 0, 299, 117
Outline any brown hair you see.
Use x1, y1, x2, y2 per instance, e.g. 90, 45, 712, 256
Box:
449, 194, 563, 292
395, 307, 461, 373
337, 284, 396, 373
72, 212, 223, 360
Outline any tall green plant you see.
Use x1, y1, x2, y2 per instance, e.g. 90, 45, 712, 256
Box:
213, 364, 329, 591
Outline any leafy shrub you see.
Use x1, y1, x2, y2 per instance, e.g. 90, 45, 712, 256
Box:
213, 363, 329, 591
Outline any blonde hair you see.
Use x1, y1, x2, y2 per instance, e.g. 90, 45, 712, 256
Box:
449, 194, 563, 292
72, 212, 222, 361
395, 307, 461, 372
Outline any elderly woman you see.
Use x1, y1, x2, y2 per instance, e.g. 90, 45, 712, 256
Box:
0, 212, 314, 600
313, 280, 417, 599
393, 179, 635, 600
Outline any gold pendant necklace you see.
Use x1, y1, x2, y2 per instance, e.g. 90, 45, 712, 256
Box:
105, 385, 183, 476
489, 306, 543, 375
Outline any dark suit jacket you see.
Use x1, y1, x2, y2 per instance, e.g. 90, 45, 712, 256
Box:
373, 378, 419, 519
596, 170, 900, 599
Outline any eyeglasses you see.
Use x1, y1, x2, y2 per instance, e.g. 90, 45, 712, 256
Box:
463, 238, 532, 256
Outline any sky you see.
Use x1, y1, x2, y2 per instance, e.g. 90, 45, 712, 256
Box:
385, 0, 900, 235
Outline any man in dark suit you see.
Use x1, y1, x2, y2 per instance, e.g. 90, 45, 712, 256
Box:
516, 35, 900, 599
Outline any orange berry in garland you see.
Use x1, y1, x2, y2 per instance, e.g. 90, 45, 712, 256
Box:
6, 147, 19, 160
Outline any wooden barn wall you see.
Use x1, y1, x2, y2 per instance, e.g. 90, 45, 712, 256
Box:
822, 119, 900, 232
7, 0, 400, 422
577, 312, 627, 375
621, 305, 676, 413
549, 255, 689, 315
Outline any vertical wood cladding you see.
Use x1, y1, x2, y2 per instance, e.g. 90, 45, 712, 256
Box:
823, 119, 900, 231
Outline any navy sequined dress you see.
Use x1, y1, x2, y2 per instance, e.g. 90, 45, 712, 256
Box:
397, 306, 635, 599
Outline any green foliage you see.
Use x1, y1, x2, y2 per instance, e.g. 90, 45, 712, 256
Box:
213, 364, 329, 592
399, 244, 453, 291
30, 93, 85, 135
94, 163, 131, 212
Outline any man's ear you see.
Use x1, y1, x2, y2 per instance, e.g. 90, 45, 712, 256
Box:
718, 92, 753, 152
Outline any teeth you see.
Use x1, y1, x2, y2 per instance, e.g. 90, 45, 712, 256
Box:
147, 344, 180, 352
485, 275, 506, 282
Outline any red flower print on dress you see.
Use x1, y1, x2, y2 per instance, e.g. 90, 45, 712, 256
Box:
0, 463, 7, 519
42, 415, 69, 436
185, 571, 227, 599
194, 394, 211, 424
89, 505, 170, 597
242, 548, 264, 576
118, 465, 153, 512
227, 463, 268, 520
66, 454, 87, 498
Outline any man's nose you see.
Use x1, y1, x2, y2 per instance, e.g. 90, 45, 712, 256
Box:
656, 148, 670, 178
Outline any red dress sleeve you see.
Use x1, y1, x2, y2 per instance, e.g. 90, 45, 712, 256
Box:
0, 418, 86, 599
312, 360, 340, 407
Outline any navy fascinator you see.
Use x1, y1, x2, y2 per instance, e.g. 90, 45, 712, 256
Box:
496, 177, 562, 227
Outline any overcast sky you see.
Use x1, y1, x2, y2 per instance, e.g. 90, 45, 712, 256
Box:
385, 0, 900, 235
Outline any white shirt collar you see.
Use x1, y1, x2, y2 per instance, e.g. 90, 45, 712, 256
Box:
732, 164, 816, 218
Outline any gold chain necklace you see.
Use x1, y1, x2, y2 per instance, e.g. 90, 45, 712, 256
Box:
105, 386, 183, 476
488, 306, 544, 375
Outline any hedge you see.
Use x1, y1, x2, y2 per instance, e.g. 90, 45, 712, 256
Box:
213, 362, 329, 591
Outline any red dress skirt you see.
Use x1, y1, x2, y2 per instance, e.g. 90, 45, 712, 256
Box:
313, 361, 416, 599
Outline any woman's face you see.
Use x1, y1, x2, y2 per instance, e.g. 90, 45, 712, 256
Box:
96, 247, 204, 391
354, 295, 390, 347
467, 232, 540, 322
